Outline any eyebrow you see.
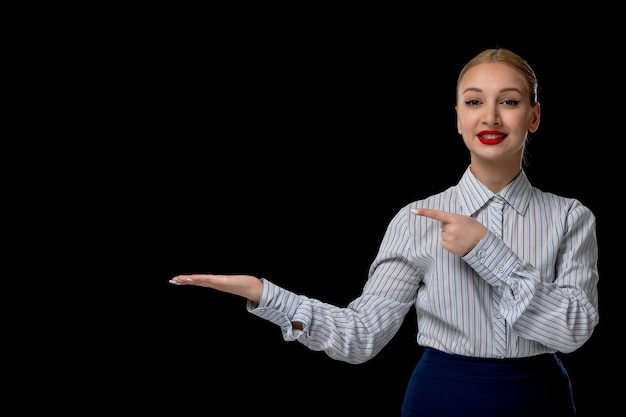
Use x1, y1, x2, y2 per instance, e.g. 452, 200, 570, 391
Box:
461, 87, 523, 95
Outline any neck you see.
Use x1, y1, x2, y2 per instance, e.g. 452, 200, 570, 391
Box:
468, 161, 522, 194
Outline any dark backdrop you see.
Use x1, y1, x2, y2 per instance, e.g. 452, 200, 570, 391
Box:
76, 18, 618, 416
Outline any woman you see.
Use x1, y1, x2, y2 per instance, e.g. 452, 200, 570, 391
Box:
169, 48, 599, 416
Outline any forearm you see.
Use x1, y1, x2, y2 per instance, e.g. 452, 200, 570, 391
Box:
169, 274, 263, 303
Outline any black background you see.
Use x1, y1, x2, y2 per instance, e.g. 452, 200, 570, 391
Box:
52, 13, 620, 416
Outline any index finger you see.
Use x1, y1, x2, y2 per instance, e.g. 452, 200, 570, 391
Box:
411, 208, 455, 222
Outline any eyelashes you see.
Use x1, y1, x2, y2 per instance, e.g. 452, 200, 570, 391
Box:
463, 99, 521, 107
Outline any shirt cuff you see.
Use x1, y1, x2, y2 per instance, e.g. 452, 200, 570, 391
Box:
464, 231, 518, 286
246, 278, 303, 341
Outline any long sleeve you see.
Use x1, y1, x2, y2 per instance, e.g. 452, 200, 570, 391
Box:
464, 199, 599, 354
246, 222, 420, 364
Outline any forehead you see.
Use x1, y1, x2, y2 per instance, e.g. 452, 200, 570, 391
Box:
459, 62, 528, 95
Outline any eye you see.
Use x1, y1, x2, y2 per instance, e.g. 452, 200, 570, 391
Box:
501, 99, 520, 106
464, 99, 481, 106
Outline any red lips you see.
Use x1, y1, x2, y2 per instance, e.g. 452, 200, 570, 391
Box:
478, 130, 506, 145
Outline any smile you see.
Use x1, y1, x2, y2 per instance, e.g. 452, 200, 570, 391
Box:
478, 131, 506, 145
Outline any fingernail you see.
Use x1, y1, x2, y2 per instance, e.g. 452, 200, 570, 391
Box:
411, 209, 420, 215
169, 280, 180, 285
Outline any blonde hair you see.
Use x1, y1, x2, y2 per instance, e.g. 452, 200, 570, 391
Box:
456, 48, 539, 106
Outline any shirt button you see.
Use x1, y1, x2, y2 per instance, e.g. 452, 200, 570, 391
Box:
479, 250, 486, 258
495, 312, 502, 319
497, 353, 505, 359
497, 266, 504, 273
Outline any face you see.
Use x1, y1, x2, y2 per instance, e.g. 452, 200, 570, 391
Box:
456, 62, 540, 166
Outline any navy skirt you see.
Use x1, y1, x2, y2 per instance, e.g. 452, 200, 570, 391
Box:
401, 348, 576, 417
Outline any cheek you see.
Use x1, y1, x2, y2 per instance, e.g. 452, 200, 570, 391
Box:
456, 111, 472, 134
504, 114, 529, 133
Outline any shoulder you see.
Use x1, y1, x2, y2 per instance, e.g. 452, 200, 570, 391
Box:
530, 187, 596, 223
411, 185, 459, 207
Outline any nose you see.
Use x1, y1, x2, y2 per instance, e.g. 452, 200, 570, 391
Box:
482, 104, 501, 126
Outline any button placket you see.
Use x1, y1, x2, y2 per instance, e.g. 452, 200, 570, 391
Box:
489, 195, 504, 239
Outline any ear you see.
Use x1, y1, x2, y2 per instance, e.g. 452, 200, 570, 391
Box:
528, 103, 541, 133
455, 106, 462, 134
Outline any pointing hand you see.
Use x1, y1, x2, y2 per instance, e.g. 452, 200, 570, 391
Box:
412, 208, 487, 256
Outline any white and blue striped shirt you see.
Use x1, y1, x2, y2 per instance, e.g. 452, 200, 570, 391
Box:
248, 167, 599, 363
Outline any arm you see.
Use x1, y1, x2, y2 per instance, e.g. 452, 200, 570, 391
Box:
170, 207, 420, 364
414, 204, 600, 353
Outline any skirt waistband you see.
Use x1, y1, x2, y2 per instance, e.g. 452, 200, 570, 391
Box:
421, 348, 561, 378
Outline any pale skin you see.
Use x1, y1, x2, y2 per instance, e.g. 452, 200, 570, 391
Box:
169, 62, 542, 318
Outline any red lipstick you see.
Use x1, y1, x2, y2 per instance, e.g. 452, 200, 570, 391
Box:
478, 130, 506, 145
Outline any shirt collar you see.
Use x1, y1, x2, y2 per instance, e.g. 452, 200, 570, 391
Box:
457, 166, 532, 216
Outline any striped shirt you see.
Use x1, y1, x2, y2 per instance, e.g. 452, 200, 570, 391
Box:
248, 167, 599, 363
